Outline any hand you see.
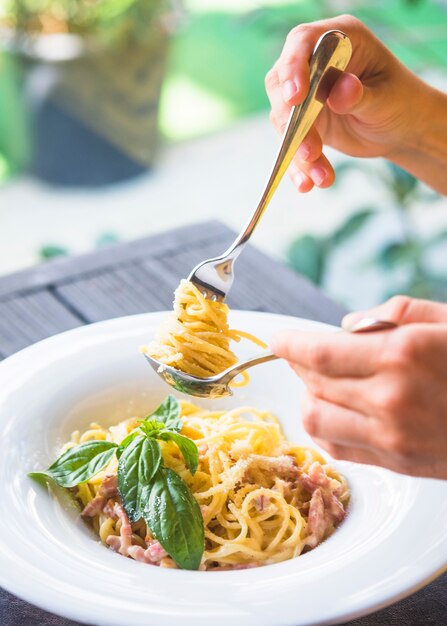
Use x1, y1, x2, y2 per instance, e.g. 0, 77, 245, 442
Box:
265, 14, 444, 193
270, 296, 447, 479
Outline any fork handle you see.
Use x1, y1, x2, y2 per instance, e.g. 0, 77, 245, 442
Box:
225, 30, 352, 259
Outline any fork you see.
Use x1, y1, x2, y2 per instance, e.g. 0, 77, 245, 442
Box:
188, 29, 352, 302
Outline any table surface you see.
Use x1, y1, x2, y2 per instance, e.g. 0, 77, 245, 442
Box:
0, 220, 445, 626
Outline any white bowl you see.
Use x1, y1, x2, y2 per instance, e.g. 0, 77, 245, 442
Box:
0, 311, 446, 626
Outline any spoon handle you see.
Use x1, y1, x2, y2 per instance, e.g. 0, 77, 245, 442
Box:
222, 352, 279, 383
224, 30, 352, 259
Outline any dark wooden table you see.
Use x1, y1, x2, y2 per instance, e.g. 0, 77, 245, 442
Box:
0, 220, 445, 626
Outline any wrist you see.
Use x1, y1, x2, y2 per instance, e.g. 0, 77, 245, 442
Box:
389, 80, 447, 194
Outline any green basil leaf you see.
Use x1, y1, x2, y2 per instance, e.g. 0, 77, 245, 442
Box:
144, 467, 204, 570
118, 435, 162, 522
34, 441, 118, 488
158, 431, 198, 475
28, 472, 58, 487
139, 420, 164, 439
116, 431, 140, 458
146, 395, 182, 432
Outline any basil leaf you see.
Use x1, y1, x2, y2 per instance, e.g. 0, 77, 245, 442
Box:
28, 472, 58, 487
147, 395, 182, 432
32, 441, 118, 488
139, 420, 164, 439
120, 430, 141, 448
158, 431, 198, 475
116, 431, 140, 458
118, 435, 162, 522
144, 467, 204, 570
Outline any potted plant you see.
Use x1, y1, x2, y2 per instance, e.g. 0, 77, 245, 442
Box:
0, 0, 174, 186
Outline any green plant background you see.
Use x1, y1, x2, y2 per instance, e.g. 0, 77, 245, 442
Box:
0, 0, 446, 306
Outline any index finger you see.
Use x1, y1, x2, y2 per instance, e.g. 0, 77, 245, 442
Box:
276, 15, 364, 104
270, 329, 386, 377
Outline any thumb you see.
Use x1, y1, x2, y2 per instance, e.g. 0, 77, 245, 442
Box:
342, 296, 447, 330
327, 72, 374, 118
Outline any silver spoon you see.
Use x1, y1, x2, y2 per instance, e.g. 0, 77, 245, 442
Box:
144, 318, 397, 398
188, 29, 352, 302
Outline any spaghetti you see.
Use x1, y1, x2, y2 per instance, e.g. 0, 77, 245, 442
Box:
67, 401, 349, 570
143, 280, 266, 385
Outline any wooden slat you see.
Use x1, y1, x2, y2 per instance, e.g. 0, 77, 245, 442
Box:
0, 221, 346, 358
0, 221, 230, 299
0, 290, 83, 357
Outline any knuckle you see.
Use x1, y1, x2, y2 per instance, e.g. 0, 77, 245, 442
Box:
264, 68, 278, 91
374, 382, 407, 416
301, 397, 320, 436
382, 428, 413, 459
303, 369, 324, 397
281, 51, 298, 68
384, 327, 417, 366
384, 294, 412, 323
325, 443, 343, 460
286, 24, 309, 42
337, 14, 363, 31
308, 344, 330, 372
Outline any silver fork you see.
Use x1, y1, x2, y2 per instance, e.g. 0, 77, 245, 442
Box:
188, 29, 352, 301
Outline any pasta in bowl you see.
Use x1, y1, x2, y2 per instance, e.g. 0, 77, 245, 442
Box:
30, 395, 349, 571
1, 311, 445, 626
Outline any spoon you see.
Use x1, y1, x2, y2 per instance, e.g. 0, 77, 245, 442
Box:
143, 318, 397, 398
188, 29, 353, 302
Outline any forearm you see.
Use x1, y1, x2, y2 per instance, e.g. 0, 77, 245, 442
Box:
390, 82, 447, 195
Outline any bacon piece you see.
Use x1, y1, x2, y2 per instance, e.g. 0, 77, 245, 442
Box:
127, 545, 156, 565
146, 539, 168, 562
323, 492, 346, 523
106, 503, 132, 556
99, 475, 118, 498
81, 495, 106, 517
305, 488, 327, 548
299, 462, 330, 493
300, 463, 347, 548
103, 498, 118, 519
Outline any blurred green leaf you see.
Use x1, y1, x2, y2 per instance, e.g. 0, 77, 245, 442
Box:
377, 241, 421, 269
332, 160, 373, 187
404, 275, 447, 302
287, 235, 326, 285
387, 163, 417, 203
428, 229, 447, 247
329, 208, 376, 248
0, 52, 29, 177
39, 245, 70, 260
96, 232, 120, 247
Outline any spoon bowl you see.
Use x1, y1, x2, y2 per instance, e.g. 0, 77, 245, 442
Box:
143, 351, 278, 398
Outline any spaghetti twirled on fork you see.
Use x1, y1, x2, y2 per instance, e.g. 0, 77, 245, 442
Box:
144, 280, 266, 385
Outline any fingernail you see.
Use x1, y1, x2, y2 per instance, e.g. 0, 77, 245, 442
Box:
293, 171, 306, 190
341, 312, 364, 331
282, 79, 297, 102
297, 143, 310, 160
312, 167, 327, 186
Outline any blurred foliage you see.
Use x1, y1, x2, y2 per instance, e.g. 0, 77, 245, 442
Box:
39, 232, 120, 260
0, 0, 166, 41
287, 163, 447, 302
0, 51, 28, 176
